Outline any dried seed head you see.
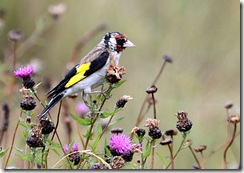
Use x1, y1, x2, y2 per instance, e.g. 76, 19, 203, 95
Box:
111, 127, 124, 134
20, 97, 36, 111
194, 145, 207, 152
8, 29, 24, 42
135, 128, 146, 138
22, 76, 35, 89
131, 143, 142, 154
148, 127, 162, 139
116, 95, 132, 108
146, 85, 158, 94
106, 63, 126, 84
176, 111, 192, 132
163, 54, 173, 63
227, 115, 240, 124
110, 156, 125, 169
164, 129, 178, 136
26, 125, 44, 148
122, 151, 134, 162
225, 101, 233, 109
89, 163, 101, 169
48, 3, 67, 20
160, 138, 173, 146
39, 117, 55, 134
144, 118, 160, 129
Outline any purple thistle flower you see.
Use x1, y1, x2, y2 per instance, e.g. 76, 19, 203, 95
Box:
110, 133, 132, 155
14, 65, 34, 78
71, 143, 80, 152
76, 102, 89, 115
63, 143, 80, 154
63, 144, 69, 154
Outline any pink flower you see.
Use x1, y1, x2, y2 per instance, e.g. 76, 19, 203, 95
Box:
63, 143, 80, 154
110, 133, 132, 155
76, 102, 89, 115
14, 65, 34, 78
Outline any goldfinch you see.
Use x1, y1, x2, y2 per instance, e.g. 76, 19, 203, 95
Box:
39, 32, 135, 119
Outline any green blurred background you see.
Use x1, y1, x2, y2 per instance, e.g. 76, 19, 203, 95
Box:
0, 0, 240, 169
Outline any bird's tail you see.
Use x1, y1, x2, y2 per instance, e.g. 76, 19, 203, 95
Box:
38, 93, 64, 120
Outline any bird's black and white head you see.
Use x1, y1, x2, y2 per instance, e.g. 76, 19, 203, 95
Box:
102, 32, 135, 52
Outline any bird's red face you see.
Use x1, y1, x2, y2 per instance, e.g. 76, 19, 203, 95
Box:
103, 32, 135, 52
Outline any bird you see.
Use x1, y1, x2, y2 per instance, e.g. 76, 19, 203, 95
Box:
39, 32, 135, 120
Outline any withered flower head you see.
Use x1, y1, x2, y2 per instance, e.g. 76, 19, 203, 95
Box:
111, 127, 124, 134
145, 118, 162, 139
26, 125, 44, 148
116, 95, 132, 108
163, 55, 173, 63
176, 111, 192, 132
145, 118, 159, 128
48, 3, 67, 20
106, 63, 126, 84
110, 156, 125, 169
227, 115, 240, 124
20, 96, 36, 111
89, 163, 101, 169
8, 29, 24, 42
146, 85, 158, 94
39, 117, 55, 134
164, 129, 178, 136
131, 127, 146, 138
160, 138, 173, 146
194, 145, 207, 153
225, 101, 233, 109
131, 143, 142, 154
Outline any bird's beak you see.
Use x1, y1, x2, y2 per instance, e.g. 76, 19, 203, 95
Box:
123, 40, 136, 48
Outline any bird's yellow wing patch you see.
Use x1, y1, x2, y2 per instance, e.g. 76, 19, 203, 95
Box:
65, 62, 91, 88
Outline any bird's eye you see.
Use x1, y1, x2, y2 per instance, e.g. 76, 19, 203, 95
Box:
116, 38, 126, 45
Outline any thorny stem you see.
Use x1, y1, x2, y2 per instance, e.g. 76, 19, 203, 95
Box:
223, 123, 237, 169
188, 145, 202, 169
165, 135, 187, 169
4, 111, 22, 169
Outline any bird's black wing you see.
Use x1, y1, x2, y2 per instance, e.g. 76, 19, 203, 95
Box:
46, 51, 109, 99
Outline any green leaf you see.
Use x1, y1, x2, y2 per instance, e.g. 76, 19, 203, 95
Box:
143, 140, 152, 158
156, 152, 167, 168
70, 113, 92, 126
0, 148, 9, 158
109, 117, 124, 127
14, 147, 32, 161
99, 111, 114, 118
91, 135, 100, 151
97, 123, 103, 135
